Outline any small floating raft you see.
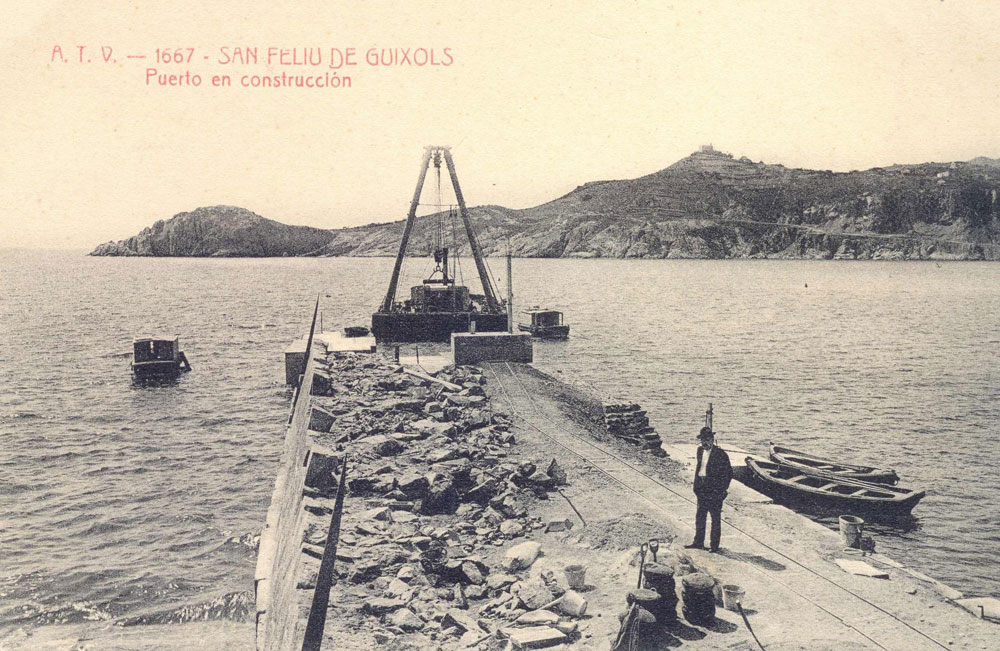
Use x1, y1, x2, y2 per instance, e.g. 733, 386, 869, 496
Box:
745, 457, 925, 517
769, 444, 899, 485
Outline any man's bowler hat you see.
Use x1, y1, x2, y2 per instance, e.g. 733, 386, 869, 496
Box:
697, 426, 714, 439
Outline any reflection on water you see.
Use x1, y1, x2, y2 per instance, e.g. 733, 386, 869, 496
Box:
131, 375, 186, 389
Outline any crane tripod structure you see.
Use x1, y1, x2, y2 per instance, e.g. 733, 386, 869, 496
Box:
371, 146, 509, 342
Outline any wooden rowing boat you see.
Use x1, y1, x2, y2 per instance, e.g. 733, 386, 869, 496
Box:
745, 457, 925, 517
769, 444, 899, 485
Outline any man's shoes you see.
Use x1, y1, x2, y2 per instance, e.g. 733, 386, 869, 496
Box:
709, 547, 721, 554
684, 543, 706, 550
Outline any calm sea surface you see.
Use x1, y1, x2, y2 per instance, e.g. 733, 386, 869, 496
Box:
1, 250, 998, 631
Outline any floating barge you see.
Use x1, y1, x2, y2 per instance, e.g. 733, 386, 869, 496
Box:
371, 146, 508, 343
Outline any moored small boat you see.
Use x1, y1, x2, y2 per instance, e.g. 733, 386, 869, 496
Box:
769, 444, 899, 485
745, 457, 925, 517
132, 336, 191, 378
518, 308, 570, 339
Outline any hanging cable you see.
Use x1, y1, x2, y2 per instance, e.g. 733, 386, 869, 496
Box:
451, 210, 465, 286
435, 152, 443, 254
483, 250, 504, 307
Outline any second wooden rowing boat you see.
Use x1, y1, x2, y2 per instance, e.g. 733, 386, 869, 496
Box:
769, 444, 899, 485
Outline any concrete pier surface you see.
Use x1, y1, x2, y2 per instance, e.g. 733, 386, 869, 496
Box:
259, 339, 996, 651
485, 362, 997, 651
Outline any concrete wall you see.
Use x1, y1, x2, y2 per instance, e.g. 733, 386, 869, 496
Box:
284, 338, 308, 385
255, 343, 321, 651
451, 332, 533, 365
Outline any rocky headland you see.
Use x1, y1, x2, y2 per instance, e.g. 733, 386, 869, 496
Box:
89, 205, 334, 257
91, 148, 1000, 260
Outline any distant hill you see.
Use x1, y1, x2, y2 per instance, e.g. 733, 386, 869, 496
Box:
92, 148, 1000, 260
967, 156, 1000, 168
89, 206, 334, 257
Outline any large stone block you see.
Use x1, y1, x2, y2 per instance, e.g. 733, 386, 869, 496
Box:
451, 333, 533, 365
304, 448, 341, 492
308, 406, 336, 432
284, 350, 306, 385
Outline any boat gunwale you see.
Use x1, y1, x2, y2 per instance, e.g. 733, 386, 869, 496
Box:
769, 444, 899, 484
746, 457, 925, 506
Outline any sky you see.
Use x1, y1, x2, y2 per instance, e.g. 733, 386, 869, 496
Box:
4, 0, 1000, 249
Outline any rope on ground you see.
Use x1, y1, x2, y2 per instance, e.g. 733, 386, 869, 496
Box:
738, 603, 767, 651
489, 362, 953, 651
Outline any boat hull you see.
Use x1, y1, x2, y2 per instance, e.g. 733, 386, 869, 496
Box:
769, 445, 899, 485
132, 360, 184, 377
371, 311, 508, 342
517, 324, 570, 339
745, 458, 924, 517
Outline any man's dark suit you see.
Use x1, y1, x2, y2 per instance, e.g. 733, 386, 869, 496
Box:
692, 445, 733, 550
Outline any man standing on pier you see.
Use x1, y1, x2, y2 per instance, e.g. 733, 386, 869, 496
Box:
685, 426, 733, 553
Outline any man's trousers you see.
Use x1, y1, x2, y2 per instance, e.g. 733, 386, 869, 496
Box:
693, 497, 723, 550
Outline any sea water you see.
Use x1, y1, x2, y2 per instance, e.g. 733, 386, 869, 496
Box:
1, 250, 997, 632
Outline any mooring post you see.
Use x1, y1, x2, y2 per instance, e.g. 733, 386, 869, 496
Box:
506, 246, 513, 333
301, 458, 349, 651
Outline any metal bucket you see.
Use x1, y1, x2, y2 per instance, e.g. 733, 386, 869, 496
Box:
564, 564, 587, 589
722, 584, 745, 611
839, 515, 865, 548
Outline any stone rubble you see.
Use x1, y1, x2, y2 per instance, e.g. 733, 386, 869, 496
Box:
602, 402, 667, 456
297, 352, 591, 649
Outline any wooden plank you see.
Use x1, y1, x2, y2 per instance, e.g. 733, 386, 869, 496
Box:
835, 559, 889, 578
869, 553, 904, 569
817, 483, 837, 492
500, 626, 567, 648
404, 367, 461, 391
